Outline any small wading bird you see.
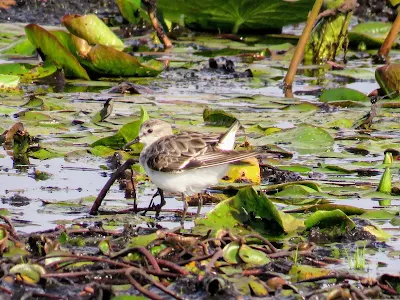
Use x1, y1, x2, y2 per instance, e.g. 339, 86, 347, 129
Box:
125, 119, 260, 223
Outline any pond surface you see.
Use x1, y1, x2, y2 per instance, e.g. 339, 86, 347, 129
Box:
1, 24, 400, 283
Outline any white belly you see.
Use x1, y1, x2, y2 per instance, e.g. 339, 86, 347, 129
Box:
144, 164, 229, 195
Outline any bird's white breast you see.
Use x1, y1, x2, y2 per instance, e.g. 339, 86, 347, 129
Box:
143, 164, 229, 195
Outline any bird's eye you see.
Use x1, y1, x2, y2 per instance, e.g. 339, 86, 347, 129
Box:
147, 129, 153, 133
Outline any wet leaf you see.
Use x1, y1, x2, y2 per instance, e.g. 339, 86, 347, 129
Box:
24, 24, 90, 80
62, 14, 124, 49
319, 88, 369, 102
377, 167, 392, 194
223, 241, 241, 264
248, 278, 269, 296
238, 244, 270, 266
263, 181, 321, 194
349, 22, 395, 48
10, 263, 46, 284
289, 264, 330, 282
92, 106, 149, 150
363, 225, 392, 241
0, 74, 19, 88
203, 107, 236, 126
129, 232, 158, 247
99, 239, 112, 255
0, 36, 36, 55
257, 124, 334, 154
304, 11, 351, 64
304, 209, 356, 231
301, 204, 365, 215
115, 0, 148, 24
157, 0, 314, 33
195, 187, 305, 237
0, 62, 58, 81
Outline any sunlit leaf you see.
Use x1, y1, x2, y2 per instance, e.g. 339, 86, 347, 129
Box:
62, 14, 125, 49
24, 24, 90, 80
305, 209, 356, 231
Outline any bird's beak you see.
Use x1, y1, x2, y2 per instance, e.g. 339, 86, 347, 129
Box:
124, 136, 140, 149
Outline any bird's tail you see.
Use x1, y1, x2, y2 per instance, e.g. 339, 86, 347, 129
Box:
218, 119, 241, 150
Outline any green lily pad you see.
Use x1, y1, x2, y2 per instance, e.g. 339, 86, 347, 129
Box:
223, 241, 241, 264
10, 263, 46, 284
92, 106, 149, 150
24, 24, 90, 80
0, 36, 36, 55
0, 62, 58, 81
257, 123, 334, 154
62, 14, 125, 49
157, 0, 314, 33
203, 107, 237, 126
305, 209, 356, 231
349, 22, 395, 48
289, 264, 330, 282
115, 0, 148, 25
319, 88, 369, 102
238, 244, 270, 266
194, 187, 305, 237
0, 74, 19, 88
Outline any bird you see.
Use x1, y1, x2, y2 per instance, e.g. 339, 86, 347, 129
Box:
124, 118, 260, 223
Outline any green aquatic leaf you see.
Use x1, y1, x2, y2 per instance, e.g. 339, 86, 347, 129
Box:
157, 0, 314, 33
289, 264, 330, 282
258, 124, 334, 154
223, 241, 241, 264
304, 11, 352, 64
62, 14, 125, 49
238, 244, 270, 266
92, 106, 149, 150
304, 209, 356, 230
115, 0, 148, 24
0, 36, 36, 55
377, 167, 392, 194
24, 24, 90, 80
0, 74, 19, 88
195, 187, 305, 237
349, 22, 395, 48
0, 62, 58, 81
319, 88, 369, 102
203, 107, 237, 126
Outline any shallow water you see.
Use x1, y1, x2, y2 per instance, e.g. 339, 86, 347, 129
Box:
1, 29, 400, 278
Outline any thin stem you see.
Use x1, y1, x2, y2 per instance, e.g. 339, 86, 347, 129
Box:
284, 0, 324, 96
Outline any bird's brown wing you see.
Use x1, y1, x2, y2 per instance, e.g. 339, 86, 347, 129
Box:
146, 132, 259, 172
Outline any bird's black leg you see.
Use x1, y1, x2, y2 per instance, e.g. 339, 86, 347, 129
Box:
181, 193, 188, 226
142, 188, 160, 216
155, 188, 165, 218
195, 193, 203, 219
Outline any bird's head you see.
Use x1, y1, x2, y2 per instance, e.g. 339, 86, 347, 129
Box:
124, 119, 173, 149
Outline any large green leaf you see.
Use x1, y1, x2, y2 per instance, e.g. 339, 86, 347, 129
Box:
115, 0, 148, 24
92, 106, 149, 150
194, 187, 305, 237
319, 88, 369, 102
157, 0, 314, 33
62, 14, 125, 49
304, 209, 356, 231
349, 22, 396, 48
257, 124, 334, 154
0, 74, 19, 88
24, 24, 90, 80
0, 62, 57, 81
